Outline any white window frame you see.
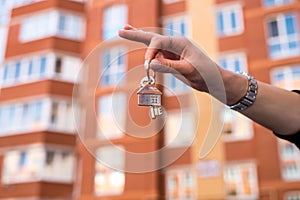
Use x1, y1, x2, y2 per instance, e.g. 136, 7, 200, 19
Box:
220, 108, 253, 142
0, 52, 82, 87
163, 14, 191, 37
218, 52, 248, 73
263, 0, 294, 7
284, 191, 300, 200
47, 98, 75, 133
166, 167, 198, 200
270, 65, 300, 90
100, 46, 127, 87
0, 96, 75, 136
19, 10, 85, 42
2, 144, 75, 184
164, 74, 191, 96
224, 162, 259, 200
278, 139, 300, 181
216, 3, 244, 37
0, 26, 8, 63
97, 93, 127, 140
102, 4, 127, 40
266, 13, 300, 59
165, 109, 196, 147
94, 145, 125, 196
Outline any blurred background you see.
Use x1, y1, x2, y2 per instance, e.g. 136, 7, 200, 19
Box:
0, 0, 300, 199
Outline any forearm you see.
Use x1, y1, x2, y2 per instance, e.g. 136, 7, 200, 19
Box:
220, 69, 300, 135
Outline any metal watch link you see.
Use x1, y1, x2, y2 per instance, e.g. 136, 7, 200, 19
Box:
228, 72, 258, 112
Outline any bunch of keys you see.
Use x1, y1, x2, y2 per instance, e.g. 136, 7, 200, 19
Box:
137, 60, 163, 119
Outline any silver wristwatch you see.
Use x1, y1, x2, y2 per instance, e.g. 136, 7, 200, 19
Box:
228, 72, 258, 112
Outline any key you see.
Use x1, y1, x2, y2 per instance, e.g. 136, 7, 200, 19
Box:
150, 106, 163, 119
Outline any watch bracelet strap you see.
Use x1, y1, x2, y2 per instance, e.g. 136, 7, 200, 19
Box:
228, 72, 258, 112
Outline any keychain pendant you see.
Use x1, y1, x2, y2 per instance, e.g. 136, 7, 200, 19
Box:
137, 60, 163, 119
137, 84, 162, 107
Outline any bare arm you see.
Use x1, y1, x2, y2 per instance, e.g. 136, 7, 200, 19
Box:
222, 69, 300, 135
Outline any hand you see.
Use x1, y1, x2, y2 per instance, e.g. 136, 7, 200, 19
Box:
118, 24, 224, 94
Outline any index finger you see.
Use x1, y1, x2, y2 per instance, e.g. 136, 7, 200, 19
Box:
118, 29, 155, 45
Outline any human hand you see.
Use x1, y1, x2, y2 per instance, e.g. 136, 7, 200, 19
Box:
118, 24, 224, 94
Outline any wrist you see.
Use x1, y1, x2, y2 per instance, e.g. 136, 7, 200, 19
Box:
220, 69, 249, 105
228, 72, 258, 111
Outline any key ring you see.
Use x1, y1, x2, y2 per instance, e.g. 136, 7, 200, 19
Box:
140, 76, 155, 87
144, 60, 156, 83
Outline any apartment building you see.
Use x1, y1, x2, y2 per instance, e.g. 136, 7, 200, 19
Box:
216, 0, 300, 199
78, 0, 225, 199
1, 0, 300, 200
0, 0, 85, 199
79, 0, 300, 199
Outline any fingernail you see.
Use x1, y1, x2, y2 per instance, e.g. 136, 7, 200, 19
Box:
150, 59, 162, 65
150, 59, 162, 71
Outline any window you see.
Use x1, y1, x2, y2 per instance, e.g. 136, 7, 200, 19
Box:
166, 168, 197, 200
57, 13, 84, 40
100, 47, 126, 87
164, 74, 191, 96
0, 27, 8, 63
165, 110, 195, 147
1, 62, 21, 85
278, 139, 300, 181
220, 108, 253, 141
97, 93, 126, 140
48, 100, 75, 132
0, 97, 75, 136
0, 53, 82, 87
264, 0, 293, 7
0, 100, 45, 135
271, 66, 300, 90
219, 52, 248, 72
163, 14, 190, 37
266, 13, 299, 59
224, 162, 259, 199
55, 58, 62, 74
20, 10, 85, 42
216, 4, 244, 36
2, 145, 75, 184
285, 191, 300, 200
43, 149, 75, 182
103, 4, 127, 40
162, 15, 191, 95
94, 146, 125, 196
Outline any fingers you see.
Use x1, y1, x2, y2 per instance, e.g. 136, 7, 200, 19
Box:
145, 36, 173, 60
150, 59, 192, 87
124, 24, 135, 30
150, 59, 178, 74
119, 26, 154, 45
119, 25, 185, 69
150, 58, 193, 75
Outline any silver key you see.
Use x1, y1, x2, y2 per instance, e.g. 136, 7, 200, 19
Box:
150, 106, 163, 119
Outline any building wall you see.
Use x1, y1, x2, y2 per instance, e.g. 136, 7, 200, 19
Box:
78, 0, 163, 199
0, 0, 85, 199
217, 0, 300, 199
187, 0, 226, 199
